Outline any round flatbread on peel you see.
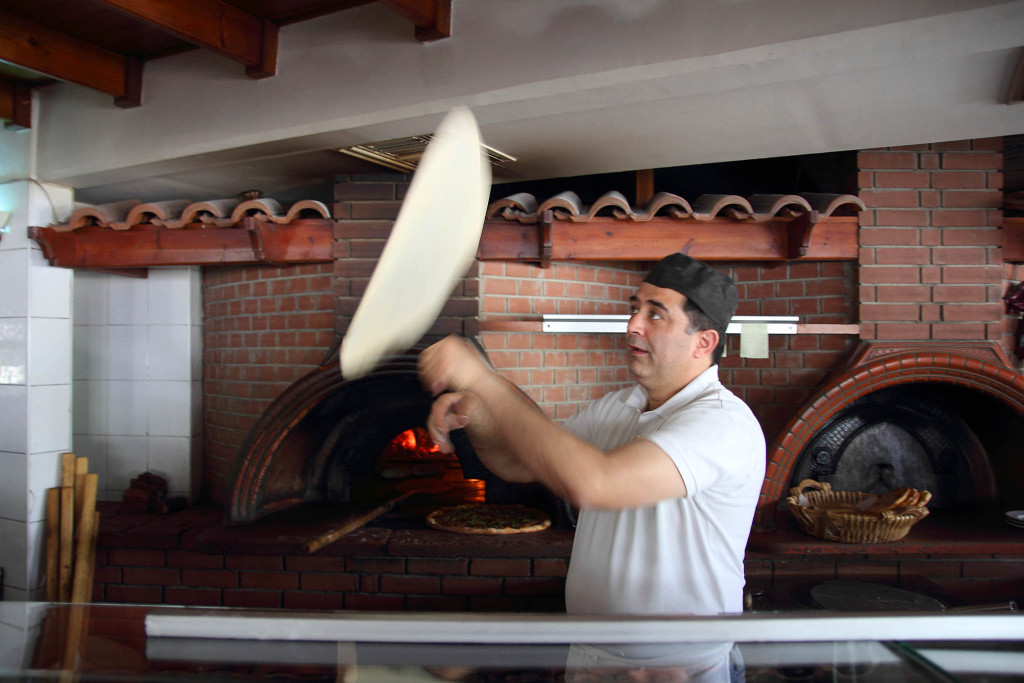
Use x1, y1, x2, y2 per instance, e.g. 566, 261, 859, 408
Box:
340, 107, 492, 379
427, 503, 551, 535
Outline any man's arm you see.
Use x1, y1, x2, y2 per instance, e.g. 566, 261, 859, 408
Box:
420, 336, 687, 509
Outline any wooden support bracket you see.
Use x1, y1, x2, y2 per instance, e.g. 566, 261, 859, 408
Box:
539, 209, 553, 269
786, 209, 821, 259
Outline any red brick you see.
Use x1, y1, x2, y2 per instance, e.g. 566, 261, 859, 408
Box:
406, 558, 469, 575
875, 171, 931, 188
874, 246, 930, 265
941, 153, 1002, 170
533, 559, 569, 577
504, 577, 564, 596
300, 573, 358, 592
441, 576, 502, 595
858, 151, 917, 170
345, 594, 405, 610
223, 590, 282, 609
166, 551, 223, 569
107, 549, 166, 567
284, 592, 346, 610
931, 171, 987, 189
407, 595, 468, 611
470, 558, 531, 577
164, 587, 223, 606
941, 227, 1001, 246
860, 189, 919, 208
106, 585, 163, 604
226, 555, 284, 571
941, 303, 1003, 322
181, 569, 239, 588
121, 567, 180, 586
381, 575, 440, 594
942, 189, 1004, 209
240, 571, 299, 590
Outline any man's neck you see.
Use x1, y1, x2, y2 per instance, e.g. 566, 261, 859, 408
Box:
642, 362, 714, 411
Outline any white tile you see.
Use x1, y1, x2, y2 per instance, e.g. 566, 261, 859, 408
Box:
191, 379, 203, 436
26, 451, 63, 524
148, 436, 190, 496
25, 519, 47, 592
147, 269, 192, 325
0, 385, 27, 453
28, 249, 71, 319
148, 324, 191, 380
0, 517, 27, 591
0, 450, 27, 521
189, 434, 203, 499
73, 379, 108, 435
72, 434, 109, 501
28, 317, 71, 386
190, 324, 203, 380
0, 249, 27, 317
147, 380, 191, 437
189, 267, 203, 325
108, 276, 149, 325
107, 380, 147, 436
107, 435, 148, 495
27, 384, 70, 455
27, 183, 73, 229
0, 318, 27, 386
72, 324, 109, 380
73, 271, 109, 325
107, 325, 148, 380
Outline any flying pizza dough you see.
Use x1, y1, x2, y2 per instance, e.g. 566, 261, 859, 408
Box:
340, 107, 492, 379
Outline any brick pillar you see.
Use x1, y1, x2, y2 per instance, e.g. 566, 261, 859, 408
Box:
858, 140, 1004, 343
332, 174, 480, 341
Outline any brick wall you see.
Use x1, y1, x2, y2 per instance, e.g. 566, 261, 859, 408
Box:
857, 139, 1006, 346
202, 264, 336, 503
332, 173, 480, 341
479, 261, 644, 420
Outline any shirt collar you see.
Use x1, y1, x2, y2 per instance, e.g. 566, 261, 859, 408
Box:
623, 365, 720, 415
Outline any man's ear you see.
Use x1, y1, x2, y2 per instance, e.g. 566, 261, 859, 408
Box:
693, 329, 719, 359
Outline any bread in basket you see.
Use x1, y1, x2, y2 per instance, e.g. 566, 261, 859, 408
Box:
786, 479, 930, 543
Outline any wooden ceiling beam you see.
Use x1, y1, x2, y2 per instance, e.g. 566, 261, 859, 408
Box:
0, 80, 32, 129
95, 0, 279, 78
380, 0, 451, 42
0, 10, 141, 106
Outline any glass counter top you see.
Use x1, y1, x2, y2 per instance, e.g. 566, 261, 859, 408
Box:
2, 602, 1022, 682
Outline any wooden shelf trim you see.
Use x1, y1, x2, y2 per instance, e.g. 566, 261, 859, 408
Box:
478, 215, 860, 263
29, 215, 863, 270
29, 217, 335, 268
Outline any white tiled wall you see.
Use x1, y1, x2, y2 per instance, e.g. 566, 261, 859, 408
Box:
72, 268, 203, 502
0, 172, 75, 601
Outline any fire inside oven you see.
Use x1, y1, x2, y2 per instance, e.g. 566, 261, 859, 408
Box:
348, 427, 486, 519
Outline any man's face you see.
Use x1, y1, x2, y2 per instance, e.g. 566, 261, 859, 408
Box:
626, 282, 700, 387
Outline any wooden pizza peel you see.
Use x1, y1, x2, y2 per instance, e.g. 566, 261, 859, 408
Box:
339, 106, 492, 379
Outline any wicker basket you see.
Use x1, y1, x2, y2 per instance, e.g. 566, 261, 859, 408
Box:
785, 479, 929, 544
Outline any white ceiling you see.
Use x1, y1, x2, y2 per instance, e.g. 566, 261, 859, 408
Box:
23, 0, 1024, 207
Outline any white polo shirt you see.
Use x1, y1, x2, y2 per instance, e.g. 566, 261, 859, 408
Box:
562, 365, 765, 616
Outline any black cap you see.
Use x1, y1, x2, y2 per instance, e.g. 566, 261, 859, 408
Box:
643, 253, 737, 329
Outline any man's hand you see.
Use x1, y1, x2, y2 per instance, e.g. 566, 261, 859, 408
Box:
418, 335, 492, 397
426, 391, 472, 454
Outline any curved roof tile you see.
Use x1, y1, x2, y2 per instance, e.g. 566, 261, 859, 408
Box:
45, 197, 332, 231
486, 191, 862, 223
486, 192, 538, 220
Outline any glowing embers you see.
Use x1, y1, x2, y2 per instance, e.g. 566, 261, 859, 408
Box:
350, 427, 485, 516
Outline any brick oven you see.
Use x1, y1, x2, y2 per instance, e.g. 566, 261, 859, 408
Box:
89, 137, 1024, 611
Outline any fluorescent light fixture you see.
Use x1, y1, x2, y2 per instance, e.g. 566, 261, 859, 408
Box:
541, 315, 799, 335
338, 134, 516, 173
